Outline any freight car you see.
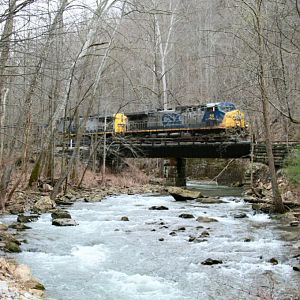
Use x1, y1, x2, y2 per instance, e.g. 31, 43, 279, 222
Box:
57, 102, 247, 138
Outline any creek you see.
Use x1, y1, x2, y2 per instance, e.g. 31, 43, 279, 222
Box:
2, 182, 300, 299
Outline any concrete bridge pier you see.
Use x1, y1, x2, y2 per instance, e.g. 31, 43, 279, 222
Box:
163, 158, 187, 187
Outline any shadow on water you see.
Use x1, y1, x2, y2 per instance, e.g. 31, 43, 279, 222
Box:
187, 180, 243, 197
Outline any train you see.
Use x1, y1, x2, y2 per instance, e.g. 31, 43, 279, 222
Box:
57, 102, 247, 139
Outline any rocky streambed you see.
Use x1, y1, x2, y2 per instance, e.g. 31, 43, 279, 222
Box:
0, 183, 299, 300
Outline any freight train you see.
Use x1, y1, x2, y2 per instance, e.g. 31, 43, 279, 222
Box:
57, 102, 247, 139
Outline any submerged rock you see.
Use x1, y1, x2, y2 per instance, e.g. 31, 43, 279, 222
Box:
149, 206, 169, 210
52, 218, 78, 226
244, 238, 252, 242
120, 216, 129, 221
167, 187, 203, 201
201, 258, 223, 265
196, 216, 218, 223
293, 266, 300, 272
233, 213, 248, 219
196, 197, 225, 204
178, 213, 195, 219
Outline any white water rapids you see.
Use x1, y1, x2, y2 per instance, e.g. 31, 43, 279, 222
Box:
2, 184, 299, 299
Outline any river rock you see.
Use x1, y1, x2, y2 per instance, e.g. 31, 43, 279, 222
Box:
167, 187, 203, 201
201, 258, 223, 265
293, 266, 300, 272
178, 213, 195, 219
269, 258, 279, 265
189, 237, 207, 243
0, 223, 8, 231
244, 238, 252, 242
42, 183, 53, 192
149, 206, 169, 210
121, 216, 129, 221
252, 203, 272, 213
52, 218, 78, 226
8, 223, 31, 231
84, 194, 104, 203
17, 214, 39, 223
33, 196, 56, 213
290, 221, 299, 227
200, 230, 210, 237
283, 191, 295, 202
196, 216, 218, 223
175, 227, 186, 231
14, 264, 32, 282
0, 232, 21, 245
51, 208, 71, 220
4, 241, 21, 253
233, 213, 248, 219
196, 197, 225, 204
55, 197, 75, 206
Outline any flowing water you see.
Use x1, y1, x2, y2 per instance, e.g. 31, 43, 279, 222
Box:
1, 183, 299, 299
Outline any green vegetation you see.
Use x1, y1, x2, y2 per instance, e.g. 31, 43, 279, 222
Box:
285, 148, 300, 184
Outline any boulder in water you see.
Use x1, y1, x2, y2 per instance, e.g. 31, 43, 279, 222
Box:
167, 187, 203, 201
149, 206, 169, 210
201, 258, 223, 265
52, 218, 78, 226
121, 216, 129, 221
196, 216, 218, 223
17, 214, 39, 223
269, 258, 279, 265
4, 241, 21, 253
51, 208, 71, 220
178, 213, 195, 219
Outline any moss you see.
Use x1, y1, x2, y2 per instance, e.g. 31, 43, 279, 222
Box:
285, 148, 300, 184
4, 241, 21, 253
33, 282, 45, 291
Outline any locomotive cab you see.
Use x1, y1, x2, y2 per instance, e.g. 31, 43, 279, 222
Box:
218, 102, 246, 129
202, 103, 225, 127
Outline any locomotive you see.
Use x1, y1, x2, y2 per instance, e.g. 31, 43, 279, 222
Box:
57, 102, 247, 138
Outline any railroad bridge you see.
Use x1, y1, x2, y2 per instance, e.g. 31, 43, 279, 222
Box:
95, 135, 298, 187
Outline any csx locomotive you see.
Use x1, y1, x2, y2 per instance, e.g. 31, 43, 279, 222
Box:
57, 102, 247, 138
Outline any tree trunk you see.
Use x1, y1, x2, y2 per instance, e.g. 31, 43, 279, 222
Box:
256, 0, 285, 213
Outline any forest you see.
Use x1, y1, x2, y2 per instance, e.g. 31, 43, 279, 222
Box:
0, 0, 299, 210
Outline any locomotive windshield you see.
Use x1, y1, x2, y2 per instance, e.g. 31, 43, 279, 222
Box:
217, 102, 236, 112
